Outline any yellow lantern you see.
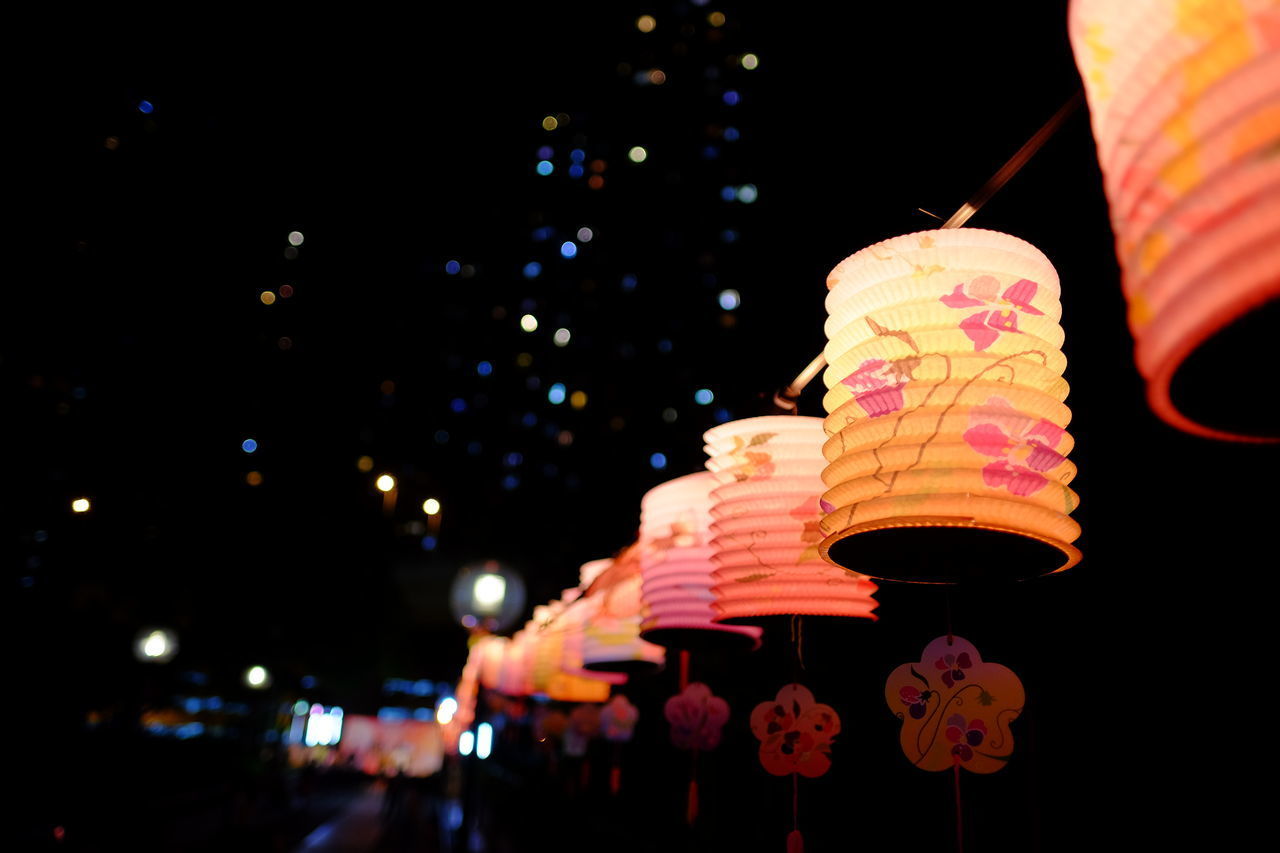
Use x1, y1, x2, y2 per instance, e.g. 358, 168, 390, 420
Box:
818, 228, 1081, 582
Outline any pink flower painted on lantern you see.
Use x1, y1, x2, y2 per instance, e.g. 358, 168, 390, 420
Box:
941, 276, 1046, 351
839, 357, 919, 417
944, 714, 988, 763
665, 683, 731, 751
962, 397, 1067, 497
600, 694, 640, 743
750, 684, 841, 778
898, 685, 933, 720
934, 650, 973, 689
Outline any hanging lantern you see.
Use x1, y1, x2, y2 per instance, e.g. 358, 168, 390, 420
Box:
1069, 0, 1280, 440
637, 472, 762, 649
704, 416, 879, 621
818, 228, 1080, 582
579, 554, 666, 673
554, 588, 629, 688
496, 627, 535, 697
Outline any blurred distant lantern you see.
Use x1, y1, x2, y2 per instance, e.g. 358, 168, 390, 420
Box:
450, 561, 526, 633
244, 665, 271, 689
703, 416, 879, 621
579, 554, 666, 673
819, 229, 1080, 582
133, 627, 178, 663
375, 474, 396, 492
637, 473, 762, 649
422, 498, 441, 516
1069, 0, 1280, 440
71, 497, 91, 513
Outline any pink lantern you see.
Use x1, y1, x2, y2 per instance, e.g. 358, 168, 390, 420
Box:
819, 228, 1081, 582
637, 472, 762, 649
704, 416, 879, 621
1069, 0, 1280, 440
579, 553, 666, 673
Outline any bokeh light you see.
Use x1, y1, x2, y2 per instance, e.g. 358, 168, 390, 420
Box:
445, 260, 461, 275
134, 628, 177, 663
548, 383, 567, 405
695, 388, 715, 405
576, 227, 593, 242
246, 471, 263, 486
569, 390, 588, 409
628, 146, 647, 163
541, 115, 558, 131
553, 328, 571, 346
718, 289, 740, 310
260, 291, 276, 305
536, 160, 554, 176
560, 241, 577, 259
357, 455, 374, 472
71, 498, 91, 513
741, 53, 759, 69
288, 231, 305, 246
376, 474, 396, 493
520, 314, 539, 332
737, 184, 758, 203
244, 665, 270, 689
241, 438, 258, 453
423, 498, 441, 516
636, 15, 656, 32
650, 452, 668, 470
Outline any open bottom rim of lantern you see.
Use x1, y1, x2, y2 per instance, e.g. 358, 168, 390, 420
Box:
1146, 293, 1280, 442
714, 599, 878, 624
581, 657, 665, 675
638, 622, 762, 652
819, 517, 1081, 584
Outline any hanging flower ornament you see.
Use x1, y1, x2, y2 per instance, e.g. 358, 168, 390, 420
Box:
666, 682, 731, 751
884, 636, 1025, 773
750, 684, 841, 778
600, 694, 639, 742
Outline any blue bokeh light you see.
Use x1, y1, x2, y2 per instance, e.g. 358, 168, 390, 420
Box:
724, 126, 740, 141
537, 145, 554, 159
720, 186, 738, 202
241, 438, 258, 453
523, 261, 542, 279
536, 160, 554, 176
450, 398, 467, 413
695, 388, 715, 405
621, 274, 638, 291
723, 90, 740, 105
548, 383, 567, 405
560, 241, 577, 259
650, 452, 668, 470
445, 260, 461, 275
477, 361, 493, 376
568, 163, 585, 178
421, 535, 438, 551
138, 100, 154, 114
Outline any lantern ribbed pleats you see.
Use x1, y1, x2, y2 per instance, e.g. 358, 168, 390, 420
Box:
1069, 0, 1280, 440
637, 473, 762, 648
579, 557, 666, 673
702, 416, 879, 621
818, 228, 1081, 582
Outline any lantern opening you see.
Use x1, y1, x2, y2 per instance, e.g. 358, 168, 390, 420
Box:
1164, 297, 1280, 440
822, 524, 1080, 584
636, 625, 761, 653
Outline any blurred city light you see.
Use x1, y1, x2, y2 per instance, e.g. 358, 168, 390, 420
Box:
459, 730, 475, 756
436, 696, 458, 725
423, 498, 441, 516
477, 722, 493, 759
376, 474, 396, 492
244, 665, 271, 689
472, 573, 507, 613
304, 704, 344, 747
520, 314, 539, 332
134, 628, 178, 663
71, 498, 91, 513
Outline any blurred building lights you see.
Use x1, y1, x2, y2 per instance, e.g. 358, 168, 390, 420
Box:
628, 146, 648, 163
536, 160, 554, 176
737, 184, 758, 203
357, 455, 374, 472
548, 383, 567, 405
71, 498, 91, 513
476, 722, 493, 759
445, 260, 461, 275
559, 241, 577, 259
241, 438, 258, 453
376, 474, 396, 493
553, 328, 571, 346
288, 231, 305, 246
741, 53, 759, 69
520, 314, 539, 333
569, 390, 588, 409
472, 573, 507, 613
304, 705, 344, 747
650, 452, 668, 470
138, 100, 154, 113
718, 289, 741, 310
636, 14, 656, 32
436, 696, 458, 725
458, 730, 475, 756
422, 498, 441, 516
695, 388, 715, 405
541, 115, 558, 131
576, 227, 593, 242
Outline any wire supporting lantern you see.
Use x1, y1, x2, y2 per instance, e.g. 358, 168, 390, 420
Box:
637, 472, 762, 649
1069, 0, 1280, 441
702, 416, 879, 621
579, 555, 667, 674
818, 228, 1081, 583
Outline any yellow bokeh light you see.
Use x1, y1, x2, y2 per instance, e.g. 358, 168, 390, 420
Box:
541, 115, 558, 131
520, 314, 539, 332
570, 390, 588, 409
628, 146, 647, 163
423, 498, 441, 516
376, 474, 396, 492
648, 69, 666, 85
356, 455, 374, 472
246, 471, 263, 486
636, 15, 656, 33
516, 352, 533, 367
260, 291, 276, 305
71, 498, 91, 513
741, 53, 759, 70
708, 11, 726, 27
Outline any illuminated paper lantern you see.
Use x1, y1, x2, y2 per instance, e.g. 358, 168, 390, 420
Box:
638, 472, 762, 648
1069, 0, 1280, 440
580, 555, 666, 673
704, 416, 879, 620
819, 228, 1081, 582
554, 589, 629, 687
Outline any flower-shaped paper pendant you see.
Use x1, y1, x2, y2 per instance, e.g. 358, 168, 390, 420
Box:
884, 635, 1024, 773
750, 684, 840, 777
600, 694, 640, 743
665, 682, 730, 751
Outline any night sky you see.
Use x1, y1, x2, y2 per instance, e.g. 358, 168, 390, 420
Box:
12, 3, 1278, 850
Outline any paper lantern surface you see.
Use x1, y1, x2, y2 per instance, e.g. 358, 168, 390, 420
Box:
579, 554, 666, 673
819, 228, 1081, 582
704, 416, 879, 621
749, 684, 840, 778
638, 473, 763, 649
884, 636, 1024, 773
1070, 0, 1280, 440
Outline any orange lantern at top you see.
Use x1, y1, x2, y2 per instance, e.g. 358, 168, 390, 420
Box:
818, 228, 1080, 583
1069, 0, 1280, 440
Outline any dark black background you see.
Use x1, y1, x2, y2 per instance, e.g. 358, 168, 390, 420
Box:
10, 2, 1276, 850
